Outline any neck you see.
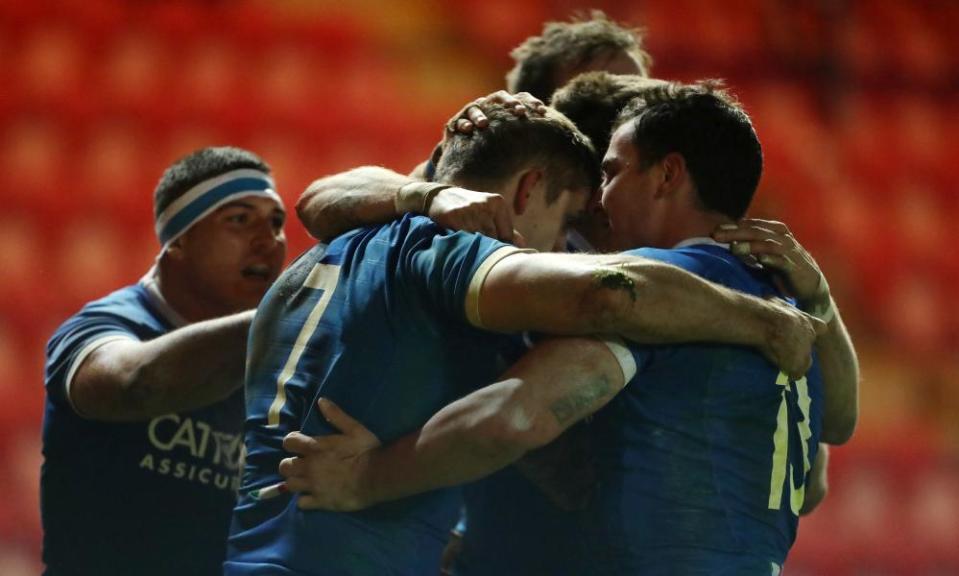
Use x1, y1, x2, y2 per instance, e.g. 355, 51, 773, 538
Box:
658, 209, 734, 248
156, 260, 223, 323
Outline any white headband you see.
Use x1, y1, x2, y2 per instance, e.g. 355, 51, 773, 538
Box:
155, 168, 283, 250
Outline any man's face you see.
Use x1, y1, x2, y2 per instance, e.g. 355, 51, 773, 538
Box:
176, 196, 287, 314
516, 183, 591, 252
555, 48, 646, 90
600, 122, 663, 251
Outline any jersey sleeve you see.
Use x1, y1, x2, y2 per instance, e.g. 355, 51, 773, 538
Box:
44, 311, 140, 413
398, 216, 529, 324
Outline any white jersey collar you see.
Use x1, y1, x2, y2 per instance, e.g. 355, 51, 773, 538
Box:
672, 236, 730, 250
139, 265, 189, 329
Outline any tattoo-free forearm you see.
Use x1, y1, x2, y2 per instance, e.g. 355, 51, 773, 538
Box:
813, 305, 859, 445
72, 311, 254, 421
296, 166, 413, 240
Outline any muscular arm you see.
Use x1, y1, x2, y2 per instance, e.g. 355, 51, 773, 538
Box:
296, 166, 411, 241
713, 219, 859, 444
473, 252, 820, 379
281, 337, 627, 511
800, 443, 829, 515
71, 311, 253, 421
807, 298, 859, 445
297, 166, 514, 242
296, 92, 545, 241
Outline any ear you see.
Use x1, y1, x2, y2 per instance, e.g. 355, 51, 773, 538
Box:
513, 169, 543, 215
165, 237, 186, 261
656, 152, 687, 198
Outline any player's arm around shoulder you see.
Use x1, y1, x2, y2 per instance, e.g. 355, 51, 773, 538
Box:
297, 166, 412, 241
714, 219, 860, 445
297, 168, 515, 243
278, 336, 631, 512
470, 250, 823, 381
70, 311, 254, 421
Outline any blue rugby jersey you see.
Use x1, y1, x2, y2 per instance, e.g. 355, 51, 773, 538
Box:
226, 215, 521, 576
43, 281, 245, 576
454, 331, 588, 576
584, 242, 824, 575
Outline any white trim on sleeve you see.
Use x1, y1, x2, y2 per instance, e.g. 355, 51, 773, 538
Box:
600, 336, 637, 386
64, 334, 137, 416
465, 246, 533, 328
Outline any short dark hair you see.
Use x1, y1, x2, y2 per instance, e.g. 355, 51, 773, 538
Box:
614, 80, 763, 219
506, 11, 652, 103
434, 104, 599, 203
154, 146, 271, 219
552, 72, 667, 164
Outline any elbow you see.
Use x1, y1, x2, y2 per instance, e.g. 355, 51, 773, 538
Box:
295, 179, 323, 217
295, 180, 332, 240
800, 478, 828, 516
821, 414, 857, 446
822, 401, 858, 445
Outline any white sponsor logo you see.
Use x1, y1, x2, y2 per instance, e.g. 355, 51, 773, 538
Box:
138, 453, 242, 492
139, 414, 245, 492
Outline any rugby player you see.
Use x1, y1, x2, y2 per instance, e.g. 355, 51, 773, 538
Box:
224, 104, 820, 576
42, 147, 287, 575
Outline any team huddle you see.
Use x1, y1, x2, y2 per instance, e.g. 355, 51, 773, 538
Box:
40, 12, 858, 576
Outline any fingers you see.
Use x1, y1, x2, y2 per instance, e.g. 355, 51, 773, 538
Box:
738, 218, 790, 235
452, 92, 546, 137
282, 431, 323, 454
715, 225, 795, 251
454, 117, 475, 134
756, 253, 797, 272
787, 356, 813, 381
283, 475, 312, 494
478, 218, 498, 239
809, 315, 828, 337
318, 398, 382, 448
465, 106, 488, 129
511, 230, 527, 248
512, 91, 547, 115
317, 397, 364, 436
278, 456, 305, 478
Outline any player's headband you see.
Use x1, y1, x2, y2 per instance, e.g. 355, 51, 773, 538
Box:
154, 168, 283, 251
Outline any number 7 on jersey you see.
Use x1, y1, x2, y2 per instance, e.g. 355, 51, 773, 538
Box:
267, 263, 342, 427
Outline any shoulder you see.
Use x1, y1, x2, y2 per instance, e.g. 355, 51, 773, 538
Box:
47, 284, 165, 354
626, 244, 776, 296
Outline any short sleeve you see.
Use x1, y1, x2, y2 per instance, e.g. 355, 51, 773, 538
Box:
45, 312, 139, 413
398, 216, 528, 324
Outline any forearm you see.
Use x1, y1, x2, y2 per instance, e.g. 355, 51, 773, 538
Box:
810, 303, 859, 445
608, 258, 783, 347
73, 311, 253, 421
478, 253, 779, 347
357, 338, 623, 506
357, 380, 528, 506
296, 166, 413, 241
